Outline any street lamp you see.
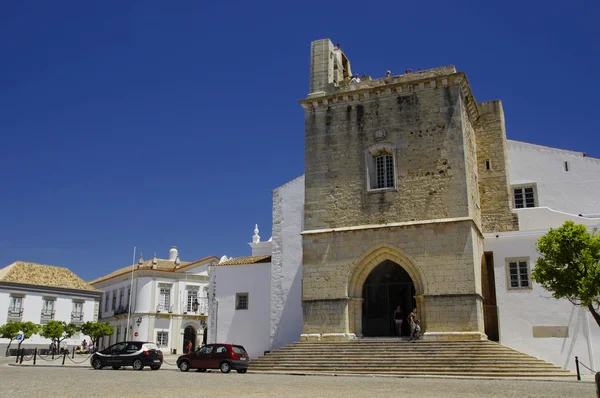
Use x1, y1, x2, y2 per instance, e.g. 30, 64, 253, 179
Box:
192, 299, 199, 314
136, 317, 142, 327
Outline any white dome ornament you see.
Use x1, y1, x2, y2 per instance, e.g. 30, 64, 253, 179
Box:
252, 224, 260, 244
169, 246, 178, 261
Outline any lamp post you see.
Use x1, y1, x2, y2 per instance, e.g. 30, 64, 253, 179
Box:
136, 317, 142, 327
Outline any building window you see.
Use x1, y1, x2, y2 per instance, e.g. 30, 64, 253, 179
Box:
8, 295, 23, 321
71, 300, 84, 324
564, 161, 569, 172
112, 291, 117, 310
41, 298, 55, 323
513, 185, 537, 208
158, 286, 171, 312
127, 286, 131, 306
506, 258, 531, 289
187, 289, 198, 313
116, 326, 121, 342
157, 331, 168, 346
235, 293, 249, 310
366, 143, 397, 191
104, 294, 109, 312
119, 289, 124, 308
485, 159, 491, 170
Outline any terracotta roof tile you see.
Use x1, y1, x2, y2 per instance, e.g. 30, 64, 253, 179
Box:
88, 256, 218, 285
215, 255, 271, 266
0, 261, 99, 292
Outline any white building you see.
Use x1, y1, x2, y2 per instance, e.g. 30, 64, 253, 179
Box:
89, 247, 218, 355
0, 261, 102, 352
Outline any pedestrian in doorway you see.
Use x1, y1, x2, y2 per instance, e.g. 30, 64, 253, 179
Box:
409, 307, 417, 340
393, 306, 403, 336
414, 319, 422, 339
187, 340, 192, 354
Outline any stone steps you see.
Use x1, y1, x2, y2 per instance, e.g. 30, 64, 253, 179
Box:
248, 340, 574, 378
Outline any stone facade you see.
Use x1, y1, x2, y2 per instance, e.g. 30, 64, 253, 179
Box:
300, 39, 517, 341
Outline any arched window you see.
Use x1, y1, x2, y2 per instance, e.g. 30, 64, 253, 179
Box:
366, 143, 397, 191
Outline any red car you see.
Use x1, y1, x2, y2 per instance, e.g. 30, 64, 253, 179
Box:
177, 343, 249, 373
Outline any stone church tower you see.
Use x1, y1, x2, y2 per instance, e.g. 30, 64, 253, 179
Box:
300, 39, 517, 341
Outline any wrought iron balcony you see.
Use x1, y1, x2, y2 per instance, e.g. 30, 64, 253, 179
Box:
156, 304, 173, 313
71, 312, 84, 324
40, 310, 55, 323
7, 308, 23, 321
182, 296, 208, 315
113, 305, 130, 315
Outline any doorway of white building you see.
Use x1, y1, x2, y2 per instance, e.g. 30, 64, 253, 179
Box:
183, 325, 196, 353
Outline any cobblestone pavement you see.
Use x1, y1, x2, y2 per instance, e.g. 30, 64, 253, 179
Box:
0, 363, 596, 398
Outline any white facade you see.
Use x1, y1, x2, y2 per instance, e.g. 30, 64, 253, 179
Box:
91, 250, 216, 355
270, 175, 304, 351
208, 261, 271, 359
0, 283, 100, 352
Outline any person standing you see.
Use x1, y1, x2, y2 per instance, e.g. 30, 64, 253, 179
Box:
393, 306, 403, 336
409, 307, 417, 340
187, 340, 192, 354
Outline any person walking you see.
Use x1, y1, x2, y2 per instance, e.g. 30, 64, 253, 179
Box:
409, 307, 417, 340
393, 306, 403, 336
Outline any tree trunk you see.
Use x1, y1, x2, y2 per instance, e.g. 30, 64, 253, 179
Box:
588, 303, 600, 328
5, 339, 13, 356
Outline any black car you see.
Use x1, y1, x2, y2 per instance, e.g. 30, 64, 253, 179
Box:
91, 341, 163, 371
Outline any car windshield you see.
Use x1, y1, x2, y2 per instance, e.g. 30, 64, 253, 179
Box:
232, 346, 247, 354
143, 343, 159, 351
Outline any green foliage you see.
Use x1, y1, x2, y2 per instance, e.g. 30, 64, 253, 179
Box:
80, 321, 114, 347
41, 321, 80, 350
17, 321, 41, 349
532, 221, 600, 326
0, 322, 21, 356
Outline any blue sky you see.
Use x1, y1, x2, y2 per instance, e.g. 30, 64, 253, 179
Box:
1, 1, 598, 281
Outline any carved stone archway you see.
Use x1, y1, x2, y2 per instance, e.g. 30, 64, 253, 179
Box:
347, 244, 426, 337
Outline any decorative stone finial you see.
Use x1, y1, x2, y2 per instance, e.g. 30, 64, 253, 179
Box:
138, 253, 143, 265
152, 253, 157, 269
252, 224, 260, 243
174, 254, 181, 267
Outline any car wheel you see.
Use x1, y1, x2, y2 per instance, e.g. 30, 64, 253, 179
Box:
112, 366, 121, 370
132, 359, 144, 371
237, 369, 247, 374
92, 358, 103, 370
178, 360, 190, 372
220, 362, 231, 374
150, 365, 161, 370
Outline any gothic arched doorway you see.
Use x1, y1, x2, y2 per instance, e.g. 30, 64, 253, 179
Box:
183, 325, 196, 353
362, 260, 416, 337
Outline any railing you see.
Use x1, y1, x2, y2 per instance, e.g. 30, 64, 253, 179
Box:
156, 304, 174, 313
113, 305, 130, 315
7, 308, 23, 321
182, 297, 209, 315
71, 312, 84, 324
40, 310, 55, 323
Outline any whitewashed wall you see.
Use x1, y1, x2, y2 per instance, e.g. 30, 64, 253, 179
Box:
0, 288, 97, 350
508, 140, 600, 215
210, 263, 271, 359
485, 231, 600, 372
270, 175, 304, 350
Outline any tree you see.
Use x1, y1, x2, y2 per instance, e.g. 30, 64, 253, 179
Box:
40, 321, 80, 352
0, 322, 21, 356
532, 221, 600, 327
80, 321, 114, 350
17, 321, 41, 351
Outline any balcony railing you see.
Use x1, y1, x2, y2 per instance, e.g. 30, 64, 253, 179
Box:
156, 304, 173, 313
113, 305, 130, 315
7, 308, 23, 321
71, 312, 84, 324
41, 310, 55, 323
182, 297, 209, 315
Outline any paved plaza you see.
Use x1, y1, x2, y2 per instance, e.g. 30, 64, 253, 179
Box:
0, 360, 597, 398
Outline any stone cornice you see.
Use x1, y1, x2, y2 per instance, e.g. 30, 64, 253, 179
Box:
299, 70, 479, 122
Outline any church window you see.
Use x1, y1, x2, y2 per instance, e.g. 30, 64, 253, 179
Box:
236, 293, 249, 310
485, 159, 491, 170
366, 143, 397, 191
506, 258, 531, 290
157, 331, 168, 346
512, 184, 537, 209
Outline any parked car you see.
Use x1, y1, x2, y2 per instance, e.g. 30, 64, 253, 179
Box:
177, 343, 249, 373
90, 341, 163, 371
